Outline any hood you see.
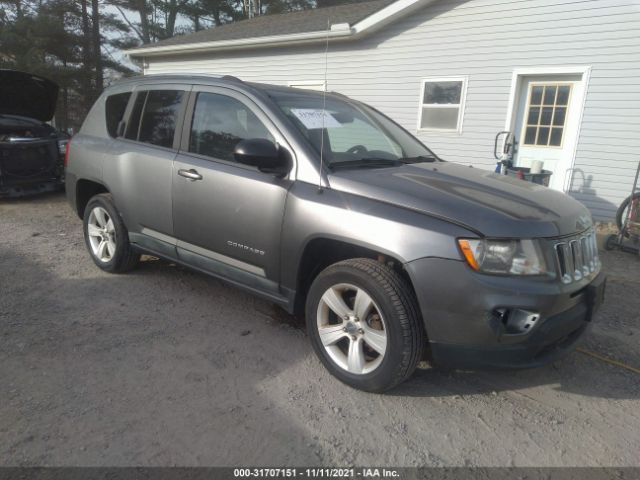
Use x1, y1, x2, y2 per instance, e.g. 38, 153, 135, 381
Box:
329, 162, 593, 238
0, 70, 59, 122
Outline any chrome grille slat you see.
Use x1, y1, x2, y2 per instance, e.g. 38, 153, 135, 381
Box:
581, 236, 593, 274
570, 239, 583, 281
591, 234, 599, 272
553, 229, 599, 284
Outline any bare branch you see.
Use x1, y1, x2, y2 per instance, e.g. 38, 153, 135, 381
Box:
113, 4, 145, 42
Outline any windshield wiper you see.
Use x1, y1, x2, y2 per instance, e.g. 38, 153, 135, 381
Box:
328, 155, 438, 170
328, 158, 402, 170
398, 155, 438, 163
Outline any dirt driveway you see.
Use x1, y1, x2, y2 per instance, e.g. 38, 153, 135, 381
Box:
1, 192, 639, 467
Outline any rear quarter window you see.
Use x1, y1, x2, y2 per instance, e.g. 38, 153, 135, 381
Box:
105, 92, 132, 138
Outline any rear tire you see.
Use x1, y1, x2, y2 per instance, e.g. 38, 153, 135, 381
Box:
83, 193, 139, 273
306, 258, 424, 392
615, 192, 640, 236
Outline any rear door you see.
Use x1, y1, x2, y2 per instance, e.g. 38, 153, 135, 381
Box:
172, 86, 294, 292
103, 84, 188, 256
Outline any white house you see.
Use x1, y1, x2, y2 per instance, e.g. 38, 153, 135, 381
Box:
127, 0, 640, 221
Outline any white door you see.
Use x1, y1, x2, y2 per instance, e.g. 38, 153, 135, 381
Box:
512, 75, 584, 191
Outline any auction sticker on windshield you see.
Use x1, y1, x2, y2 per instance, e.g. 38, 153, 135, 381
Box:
290, 108, 342, 129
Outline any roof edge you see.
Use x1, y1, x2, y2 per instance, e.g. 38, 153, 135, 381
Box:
126, 25, 354, 57
126, 0, 435, 58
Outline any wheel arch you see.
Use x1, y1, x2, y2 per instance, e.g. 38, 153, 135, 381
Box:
291, 235, 419, 319
75, 179, 109, 219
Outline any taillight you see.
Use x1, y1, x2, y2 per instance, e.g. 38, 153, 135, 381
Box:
64, 140, 71, 167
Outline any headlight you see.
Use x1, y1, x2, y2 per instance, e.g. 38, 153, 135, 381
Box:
457, 238, 550, 275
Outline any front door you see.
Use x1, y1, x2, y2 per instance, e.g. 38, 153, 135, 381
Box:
172, 86, 293, 293
512, 75, 584, 191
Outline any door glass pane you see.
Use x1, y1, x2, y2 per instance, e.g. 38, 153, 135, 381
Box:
189, 92, 274, 162
527, 107, 540, 125
540, 107, 553, 126
138, 90, 184, 148
524, 127, 537, 144
556, 86, 571, 106
553, 107, 566, 126
420, 107, 459, 129
423, 82, 462, 104
543, 86, 557, 105
530, 86, 543, 105
537, 127, 550, 145
549, 127, 563, 146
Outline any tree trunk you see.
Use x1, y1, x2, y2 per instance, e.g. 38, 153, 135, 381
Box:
91, 0, 103, 98
80, 0, 93, 112
135, 0, 151, 44
165, 0, 179, 38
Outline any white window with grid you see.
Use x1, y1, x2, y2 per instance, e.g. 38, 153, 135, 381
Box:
417, 77, 467, 133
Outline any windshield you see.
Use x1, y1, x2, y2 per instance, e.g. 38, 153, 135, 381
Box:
269, 90, 437, 168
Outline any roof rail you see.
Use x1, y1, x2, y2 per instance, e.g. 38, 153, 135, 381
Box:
221, 75, 244, 83
143, 72, 223, 78
141, 73, 244, 83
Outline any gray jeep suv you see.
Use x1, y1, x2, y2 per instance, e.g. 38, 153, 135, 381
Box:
66, 75, 606, 392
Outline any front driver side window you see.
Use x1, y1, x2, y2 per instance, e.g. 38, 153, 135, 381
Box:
189, 92, 274, 162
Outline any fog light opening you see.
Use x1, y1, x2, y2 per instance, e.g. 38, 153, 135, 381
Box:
493, 308, 540, 335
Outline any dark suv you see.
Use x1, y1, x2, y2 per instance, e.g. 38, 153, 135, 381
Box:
65, 75, 606, 392
0, 70, 67, 197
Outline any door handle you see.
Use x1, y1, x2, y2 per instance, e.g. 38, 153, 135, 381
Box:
178, 168, 203, 181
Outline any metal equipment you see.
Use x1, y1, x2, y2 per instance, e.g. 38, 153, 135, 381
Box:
493, 131, 553, 186
605, 160, 640, 255
494, 131, 516, 174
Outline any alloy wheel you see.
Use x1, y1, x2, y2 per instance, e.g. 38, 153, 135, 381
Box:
316, 283, 387, 375
87, 206, 116, 263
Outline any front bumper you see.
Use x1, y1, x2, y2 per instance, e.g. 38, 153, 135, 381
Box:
0, 138, 64, 197
405, 257, 606, 369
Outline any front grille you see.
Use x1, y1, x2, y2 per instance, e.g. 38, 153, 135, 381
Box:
554, 229, 600, 284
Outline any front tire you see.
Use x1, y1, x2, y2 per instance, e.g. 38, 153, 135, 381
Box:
306, 258, 424, 392
83, 193, 140, 273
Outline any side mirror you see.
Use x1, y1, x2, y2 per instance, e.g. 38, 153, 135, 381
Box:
233, 138, 291, 176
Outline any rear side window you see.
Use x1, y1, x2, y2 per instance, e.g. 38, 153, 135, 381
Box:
124, 90, 184, 148
139, 90, 184, 148
105, 92, 131, 138
189, 92, 274, 162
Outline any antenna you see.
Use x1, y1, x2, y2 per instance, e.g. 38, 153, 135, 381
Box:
318, 18, 330, 193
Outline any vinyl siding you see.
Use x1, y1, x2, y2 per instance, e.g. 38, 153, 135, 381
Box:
145, 0, 640, 221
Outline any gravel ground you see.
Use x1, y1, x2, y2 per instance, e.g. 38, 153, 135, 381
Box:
1, 192, 639, 467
